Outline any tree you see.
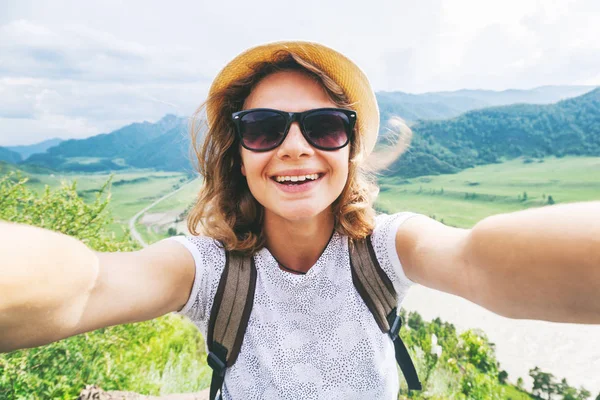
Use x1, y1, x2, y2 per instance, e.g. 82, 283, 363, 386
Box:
548, 195, 555, 205
530, 366, 557, 400
498, 370, 508, 384
577, 388, 591, 400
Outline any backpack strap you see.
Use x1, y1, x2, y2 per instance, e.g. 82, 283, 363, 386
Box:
206, 251, 257, 400
349, 236, 422, 391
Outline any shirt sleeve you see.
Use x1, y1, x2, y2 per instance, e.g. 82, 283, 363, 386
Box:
163, 235, 226, 334
370, 212, 423, 307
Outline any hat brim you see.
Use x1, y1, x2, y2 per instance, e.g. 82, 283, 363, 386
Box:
207, 41, 379, 156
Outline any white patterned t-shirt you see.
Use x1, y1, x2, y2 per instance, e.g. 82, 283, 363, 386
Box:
167, 212, 420, 400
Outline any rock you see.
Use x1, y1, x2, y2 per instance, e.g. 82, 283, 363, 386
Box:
77, 385, 210, 400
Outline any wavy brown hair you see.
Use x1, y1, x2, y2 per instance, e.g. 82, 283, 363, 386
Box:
187, 51, 386, 255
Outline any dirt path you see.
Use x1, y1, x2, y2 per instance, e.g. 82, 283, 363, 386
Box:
129, 178, 198, 248
78, 385, 209, 399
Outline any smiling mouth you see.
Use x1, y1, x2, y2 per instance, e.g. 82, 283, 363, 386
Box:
271, 173, 325, 185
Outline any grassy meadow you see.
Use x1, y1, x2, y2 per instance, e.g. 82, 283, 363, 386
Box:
132, 156, 600, 246
7, 156, 600, 243
377, 156, 600, 228
133, 177, 204, 244
11, 167, 191, 240
148, 177, 203, 213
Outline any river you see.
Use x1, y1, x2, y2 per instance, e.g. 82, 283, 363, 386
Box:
402, 285, 600, 394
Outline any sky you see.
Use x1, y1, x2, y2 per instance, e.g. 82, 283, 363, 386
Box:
1, 0, 599, 146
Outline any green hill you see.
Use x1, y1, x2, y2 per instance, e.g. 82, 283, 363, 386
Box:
385, 88, 600, 178
0, 147, 22, 164
9, 86, 599, 177
376, 85, 596, 125
6, 138, 63, 160
127, 123, 195, 173
20, 115, 188, 172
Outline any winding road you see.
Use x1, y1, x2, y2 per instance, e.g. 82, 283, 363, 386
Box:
128, 178, 199, 248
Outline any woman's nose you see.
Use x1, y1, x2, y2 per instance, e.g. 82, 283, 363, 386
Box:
276, 122, 314, 159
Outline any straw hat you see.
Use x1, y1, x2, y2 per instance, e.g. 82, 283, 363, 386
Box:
207, 41, 380, 156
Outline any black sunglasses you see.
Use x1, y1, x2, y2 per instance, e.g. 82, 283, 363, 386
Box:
232, 108, 356, 152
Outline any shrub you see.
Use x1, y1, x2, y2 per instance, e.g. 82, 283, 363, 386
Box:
0, 171, 210, 399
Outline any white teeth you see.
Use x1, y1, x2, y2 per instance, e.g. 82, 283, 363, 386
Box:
274, 174, 320, 183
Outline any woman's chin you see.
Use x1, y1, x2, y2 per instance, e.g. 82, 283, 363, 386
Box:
271, 204, 330, 223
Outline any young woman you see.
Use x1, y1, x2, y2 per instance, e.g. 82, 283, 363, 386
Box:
1, 41, 599, 400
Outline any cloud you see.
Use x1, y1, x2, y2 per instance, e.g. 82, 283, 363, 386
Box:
0, 1, 599, 146
0, 20, 209, 83
0, 19, 211, 146
0, 76, 208, 145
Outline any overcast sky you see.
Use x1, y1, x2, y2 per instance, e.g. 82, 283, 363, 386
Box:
1, 0, 599, 146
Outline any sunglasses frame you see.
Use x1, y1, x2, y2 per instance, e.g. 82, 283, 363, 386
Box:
232, 107, 357, 152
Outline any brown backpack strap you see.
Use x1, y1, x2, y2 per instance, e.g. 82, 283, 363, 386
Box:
349, 236, 422, 391
349, 236, 396, 332
207, 251, 257, 400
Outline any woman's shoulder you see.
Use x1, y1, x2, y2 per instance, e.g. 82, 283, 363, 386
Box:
372, 211, 422, 238
167, 234, 226, 258
163, 234, 226, 322
369, 212, 423, 295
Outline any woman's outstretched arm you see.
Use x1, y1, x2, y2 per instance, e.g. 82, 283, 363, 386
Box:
395, 201, 600, 324
0, 221, 195, 353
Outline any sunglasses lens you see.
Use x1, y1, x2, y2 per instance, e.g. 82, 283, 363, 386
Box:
303, 110, 350, 149
239, 110, 287, 150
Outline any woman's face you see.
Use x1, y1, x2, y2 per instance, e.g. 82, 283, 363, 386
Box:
240, 70, 350, 223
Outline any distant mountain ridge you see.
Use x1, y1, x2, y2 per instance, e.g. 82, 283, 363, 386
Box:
0, 147, 22, 164
7, 85, 599, 176
384, 88, 600, 177
5, 138, 63, 160
21, 114, 190, 172
377, 85, 597, 125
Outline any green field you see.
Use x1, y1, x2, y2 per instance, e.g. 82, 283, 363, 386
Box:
376, 156, 600, 228
5, 156, 600, 243
5, 166, 194, 240
135, 221, 171, 244
148, 177, 203, 213
136, 156, 600, 243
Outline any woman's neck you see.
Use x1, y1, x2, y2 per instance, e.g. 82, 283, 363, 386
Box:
263, 209, 335, 274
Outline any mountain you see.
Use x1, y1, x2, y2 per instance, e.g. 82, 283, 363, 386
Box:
21, 115, 189, 172
6, 138, 63, 160
376, 85, 597, 126
437, 85, 597, 106
127, 124, 194, 172
384, 88, 600, 178
13, 86, 599, 176
0, 147, 22, 164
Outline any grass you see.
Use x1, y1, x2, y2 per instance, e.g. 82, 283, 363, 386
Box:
501, 384, 534, 400
1, 162, 197, 241
377, 156, 600, 228
135, 221, 171, 244
7, 155, 600, 239
148, 177, 203, 213
25, 169, 190, 239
